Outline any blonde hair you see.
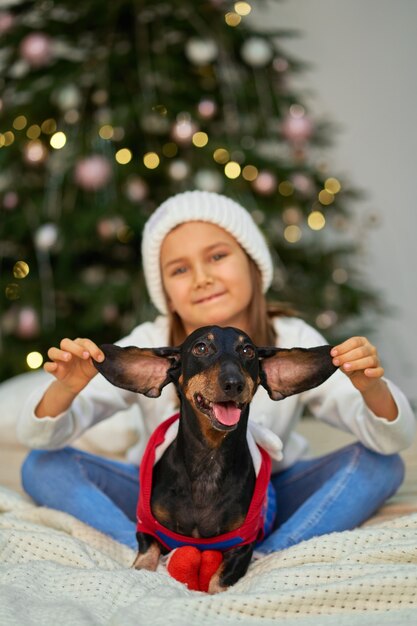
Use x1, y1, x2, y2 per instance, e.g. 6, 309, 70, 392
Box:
167, 257, 295, 347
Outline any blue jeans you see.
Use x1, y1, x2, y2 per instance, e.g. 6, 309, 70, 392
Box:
21, 442, 404, 553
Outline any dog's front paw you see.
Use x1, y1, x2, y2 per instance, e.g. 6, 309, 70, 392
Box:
208, 570, 228, 595
132, 543, 160, 571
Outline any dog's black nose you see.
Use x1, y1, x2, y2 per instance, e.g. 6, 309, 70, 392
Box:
220, 363, 245, 396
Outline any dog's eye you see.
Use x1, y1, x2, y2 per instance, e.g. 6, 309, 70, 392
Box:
240, 344, 255, 359
192, 342, 209, 356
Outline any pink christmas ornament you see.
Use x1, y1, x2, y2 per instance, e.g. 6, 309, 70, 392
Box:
291, 173, 315, 196
125, 176, 148, 203
252, 171, 277, 195
3, 191, 19, 210
197, 99, 217, 119
16, 307, 40, 339
97, 217, 124, 239
171, 118, 198, 145
0, 11, 15, 34
281, 110, 313, 144
74, 155, 112, 191
20, 32, 53, 68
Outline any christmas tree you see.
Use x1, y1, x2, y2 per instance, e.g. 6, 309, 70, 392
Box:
0, 0, 377, 382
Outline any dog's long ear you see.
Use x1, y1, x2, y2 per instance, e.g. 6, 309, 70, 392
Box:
93, 344, 181, 398
258, 345, 338, 400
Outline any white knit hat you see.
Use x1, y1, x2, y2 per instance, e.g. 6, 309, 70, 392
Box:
141, 190, 273, 314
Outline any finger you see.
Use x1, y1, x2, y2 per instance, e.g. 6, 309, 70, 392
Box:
364, 366, 385, 378
340, 356, 380, 373
60, 338, 89, 359
47, 346, 73, 362
332, 345, 376, 367
331, 336, 372, 357
74, 338, 105, 362
44, 361, 58, 372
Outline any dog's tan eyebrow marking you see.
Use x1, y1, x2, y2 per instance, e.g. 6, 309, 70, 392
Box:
238, 335, 245, 343
207, 332, 214, 341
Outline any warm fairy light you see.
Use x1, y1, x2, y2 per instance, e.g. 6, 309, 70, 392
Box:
162, 142, 178, 158
3, 131, 15, 146
64, 110, 79, 124
13, 261, 30, 279
225, 12, 241, 27
213, 148, 230, 164
224, 161, 241, 179
284, 225, 302, 243
5, 283, 20, 300
26, 351, 43, 369
308, 210, 326, 230
318, 189, 334, 205
99, 124, 114, 140
13, 115, 27, 130
242, 165, 258, 181
50, 131, 67, 149
279, 181, 294, 196
25, 140, 48, 163
115, 148, 132, 164
234, 2, 252, 16
325, 177, 341, 194
192, 131, 209, 147
283, 206, 302, 225
332, 268, 348, 284
0, 134, 5, 148
41, 119, 57, 134
143, 152, 160, 169
27, 124, 41, 139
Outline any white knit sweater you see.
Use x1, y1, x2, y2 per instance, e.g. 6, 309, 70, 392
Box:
17, 316, 416, 472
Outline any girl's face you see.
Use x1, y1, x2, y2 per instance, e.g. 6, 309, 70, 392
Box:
160, 221, 254, 335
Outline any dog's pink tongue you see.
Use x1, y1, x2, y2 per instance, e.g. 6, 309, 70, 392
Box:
213, 402, 241, 426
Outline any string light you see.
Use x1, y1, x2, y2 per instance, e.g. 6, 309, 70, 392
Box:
5, 283, 20, 300
13, 115, 27, 130
284, 225, 302, 243
308, 210, 326, 230
224, 161, 241, 179
143, 152, 160, 169
332, 268, 348, 284
325, 177, 341, 194
41, 119, 57, 134
115, 148, 132, 164
318, 189, 334, 205
3, 131, 15, 146
234, 2, 252, 16
26, 125, 41, 139
13, 261, 30, 279
50, 131, 67, 149
26, 351, 43, 369
279, 181, 294, 196
242, 165, 258, 181
99, 125, 114, 139
225, 12, 241, 27
213, 148, 229, 164
192, 131, 209, 147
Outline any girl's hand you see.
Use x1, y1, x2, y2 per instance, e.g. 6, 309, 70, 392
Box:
330, 336, 384, 394
44, 338, 105, 395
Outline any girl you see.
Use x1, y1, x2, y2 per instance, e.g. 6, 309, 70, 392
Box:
18, 190, 415, 554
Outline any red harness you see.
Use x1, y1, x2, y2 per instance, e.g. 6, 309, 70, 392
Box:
136, 414, 272, 552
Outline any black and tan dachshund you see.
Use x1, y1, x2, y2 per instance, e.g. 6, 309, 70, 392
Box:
94, 325, 337, 592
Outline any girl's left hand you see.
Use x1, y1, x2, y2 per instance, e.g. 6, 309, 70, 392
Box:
330, 336, 384, 393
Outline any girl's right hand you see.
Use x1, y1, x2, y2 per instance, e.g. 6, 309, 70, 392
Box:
44, 338, 105, 395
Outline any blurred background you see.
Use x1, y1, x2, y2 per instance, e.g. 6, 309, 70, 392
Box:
0, 0, 415, 404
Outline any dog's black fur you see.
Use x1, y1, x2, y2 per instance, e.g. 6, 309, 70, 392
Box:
94, 325, 337, 592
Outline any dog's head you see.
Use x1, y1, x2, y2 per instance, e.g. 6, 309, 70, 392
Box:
93, 325, 338, 433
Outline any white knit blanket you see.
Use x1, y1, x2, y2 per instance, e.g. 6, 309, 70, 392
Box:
1, 486, 417, 626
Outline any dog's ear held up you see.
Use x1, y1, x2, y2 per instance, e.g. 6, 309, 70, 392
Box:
258, 345, 338, 400
93, 344, 180, 397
